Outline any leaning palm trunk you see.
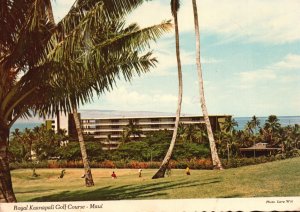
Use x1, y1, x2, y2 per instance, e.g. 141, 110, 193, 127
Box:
192, 0, 223, 169
72, 105, 94, 186
0, 127, 17, 202
152, 1, 183, 179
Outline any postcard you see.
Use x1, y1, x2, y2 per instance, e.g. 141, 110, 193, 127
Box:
0, 0, 299, 211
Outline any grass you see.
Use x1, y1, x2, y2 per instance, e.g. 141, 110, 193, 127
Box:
12, 157, 300, 202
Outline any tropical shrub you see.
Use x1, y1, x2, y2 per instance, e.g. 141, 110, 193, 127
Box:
57, 141, 107, 161
111, 141, 150, 161
112, 130, 211, 161
9, 161, 48, 170
99, 160, 116, 168
8, 139, 27, 163
173, 143, 210, 160
8, 125, 66, 162
221, 156, 277, 168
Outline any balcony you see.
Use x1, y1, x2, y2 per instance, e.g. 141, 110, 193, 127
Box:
82, 128, 97, 132
101, 141, 120, 145
180, 120, 205, 124
140, 128, 174, 131
94, 129, 124, 132
102, 146, 118, 150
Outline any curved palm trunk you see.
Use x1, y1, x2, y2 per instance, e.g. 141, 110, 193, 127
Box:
192, 0, 223, 170
152, 6, 183, 179
72, 105, 94, 186
49, 6, 92, 186
0, 127, 17, 202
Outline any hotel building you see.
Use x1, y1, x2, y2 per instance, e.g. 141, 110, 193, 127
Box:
46, 111, 230, 150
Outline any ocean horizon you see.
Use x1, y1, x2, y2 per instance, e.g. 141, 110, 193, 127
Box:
234, 116, 300, 130
10, 114, 300, 133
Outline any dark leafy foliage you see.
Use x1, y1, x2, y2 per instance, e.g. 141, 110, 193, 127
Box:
57, 142, 108, 161
8, 125, 67, 162
112, 130, 210, 161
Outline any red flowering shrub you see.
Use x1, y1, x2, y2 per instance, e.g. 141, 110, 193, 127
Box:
127, 161, 148, 169
100, 160, 115, 168
47, 160, 60, 168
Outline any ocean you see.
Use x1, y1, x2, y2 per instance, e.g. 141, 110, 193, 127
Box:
234, 116, 300, 130
10, 122, 43, 133
10, 115, 300, 133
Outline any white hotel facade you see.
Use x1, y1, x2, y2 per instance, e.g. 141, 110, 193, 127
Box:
46, 111, 229, 149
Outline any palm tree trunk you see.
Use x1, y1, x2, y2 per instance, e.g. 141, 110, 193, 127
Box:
192, 0, 223, 170
72, 105, 94, 187
227, 142, 229, 162
0, 126, 17, 202
254, 139, 256, 158
152, 5, 183, 179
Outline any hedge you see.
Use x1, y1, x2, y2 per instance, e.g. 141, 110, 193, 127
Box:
9, 159, 212, 170
10, 155, 299, 170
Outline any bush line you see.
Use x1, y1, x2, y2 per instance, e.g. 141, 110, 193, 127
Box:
10, 154, 296, 170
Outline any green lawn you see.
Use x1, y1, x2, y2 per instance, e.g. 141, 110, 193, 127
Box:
12, 157, 300, 202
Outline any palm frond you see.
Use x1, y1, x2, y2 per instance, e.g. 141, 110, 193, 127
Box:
1, 0, 170, 126
95, 20, 172, 52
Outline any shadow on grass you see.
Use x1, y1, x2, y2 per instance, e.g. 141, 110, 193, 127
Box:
29, 178, 221, 202
16, 189, 55, 194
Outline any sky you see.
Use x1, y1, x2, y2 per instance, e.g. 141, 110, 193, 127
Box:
50, 0, 300, 117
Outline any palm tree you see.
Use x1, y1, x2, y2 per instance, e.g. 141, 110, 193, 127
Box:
152, 0, 183, 179
46, 0, 170, 187
10, 129, 28, 161
22, 128, 35, 161
222, 117, 238, 135
192, 0, 223, 169
265, 115, 280, 130
263, 115, 281, 144
1, 1, 63, 202
119, 130, 130, 146
125, 119, 142, 140
51, 0, 171, 186
0, 0, 171, 202
291, 124, 300, 150
245, 121, 254, 135
105, 134, 112, 151
248, 115, 260, 157
221, 117, 238, 160
244, 120, 257, 157
194, 125, 208, 144
183, 124, 196, 142
250, 115, 260, 134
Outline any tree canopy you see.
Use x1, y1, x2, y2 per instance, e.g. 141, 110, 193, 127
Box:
0, 0, 172, 128
0, 0, 172, 202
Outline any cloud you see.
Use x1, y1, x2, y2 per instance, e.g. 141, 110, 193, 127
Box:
239, 69, 277, 82
191, 0, 300, 44
273, 54, 300, 70
52, 0, 74, 22
148, 40, 221, 76
209, 54, 300, 116
126, 1, 172, 30
238, 54, 300, 84
94, 86, 195, 113
127, 0, 300, 44
201, 57, 222, 64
